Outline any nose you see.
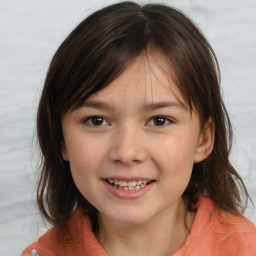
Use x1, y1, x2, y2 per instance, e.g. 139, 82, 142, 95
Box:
109, 125, 147, 166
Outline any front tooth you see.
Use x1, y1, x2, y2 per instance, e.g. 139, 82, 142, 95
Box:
128, 186, 135, 190
137, 180, 143, 185
119, 181, 128, 187
127, 181, 137, 186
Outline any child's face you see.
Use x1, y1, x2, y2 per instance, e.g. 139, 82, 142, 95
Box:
62, 54, 212, 226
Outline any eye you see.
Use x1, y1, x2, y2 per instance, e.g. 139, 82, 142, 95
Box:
84, 116, 109, 126
147, 116, 172, 127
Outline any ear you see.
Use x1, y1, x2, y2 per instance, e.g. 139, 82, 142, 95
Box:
194, 117, 215, 163
61, 142, 69, 161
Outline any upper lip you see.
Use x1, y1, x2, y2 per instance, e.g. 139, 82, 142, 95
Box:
103, 176, 155, 181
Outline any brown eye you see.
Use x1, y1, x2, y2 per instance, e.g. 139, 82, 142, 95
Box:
153, 117, 166, 126
92, 117, 104, 125
85, 116, 109, 126
147, 116, 172, 127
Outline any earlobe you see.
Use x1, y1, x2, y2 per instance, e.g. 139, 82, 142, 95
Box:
194, 117, 215, 163
61, 143, 69, 161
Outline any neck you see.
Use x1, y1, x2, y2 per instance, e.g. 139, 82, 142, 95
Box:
96, 199, 195, 256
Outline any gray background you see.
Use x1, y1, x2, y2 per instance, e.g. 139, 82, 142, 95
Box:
0, 0, 255, 255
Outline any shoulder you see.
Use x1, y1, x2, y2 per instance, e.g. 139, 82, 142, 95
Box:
183, 196, 256, 256
20, 209, 92, 256
197, 196, 256, 234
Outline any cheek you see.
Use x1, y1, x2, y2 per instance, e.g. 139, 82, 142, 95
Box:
66, 135, 101, 167
66, 137, 107, 203
65, 136, 107, 188
153, 135, 196, 166
153, 140, 194, 199
150, 134, 197, 188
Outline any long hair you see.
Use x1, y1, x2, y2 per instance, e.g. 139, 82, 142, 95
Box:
36, 1, 250, 233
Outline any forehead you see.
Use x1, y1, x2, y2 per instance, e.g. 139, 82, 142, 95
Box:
87, 53, 186, 108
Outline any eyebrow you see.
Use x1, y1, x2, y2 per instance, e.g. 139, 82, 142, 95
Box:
82, 101, 115, 111
142, 101, 186, 111
83, 100, 186, 112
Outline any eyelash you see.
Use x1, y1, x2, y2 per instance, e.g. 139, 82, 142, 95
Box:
147, 116, 173, 127
84, 116, 110, 127
83, 116, 173, 127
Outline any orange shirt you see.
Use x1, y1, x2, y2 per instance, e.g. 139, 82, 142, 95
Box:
21, 196, 256, 256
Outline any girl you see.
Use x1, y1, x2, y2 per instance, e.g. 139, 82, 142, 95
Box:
22, 2, 256, 255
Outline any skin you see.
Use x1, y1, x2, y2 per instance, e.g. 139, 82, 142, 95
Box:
62, 54, 215, 256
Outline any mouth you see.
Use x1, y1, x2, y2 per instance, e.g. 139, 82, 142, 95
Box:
105, 179, 154, 191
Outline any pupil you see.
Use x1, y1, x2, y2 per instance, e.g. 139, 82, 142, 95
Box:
154, 117, 165, 126
92, 117, 103, 125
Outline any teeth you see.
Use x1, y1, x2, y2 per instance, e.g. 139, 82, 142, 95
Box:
119, 180, 128, 186
137, 180, 142, 185
107, 179, 152, 190
127, 181, 137, 186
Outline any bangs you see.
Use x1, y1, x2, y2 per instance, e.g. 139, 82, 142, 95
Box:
52, 2, 219, 126
55, 3, 151, 116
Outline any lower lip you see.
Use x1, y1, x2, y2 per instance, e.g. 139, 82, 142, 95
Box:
103, 180, 154, 200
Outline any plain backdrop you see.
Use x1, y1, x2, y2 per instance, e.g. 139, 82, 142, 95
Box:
0, 0, 255, 255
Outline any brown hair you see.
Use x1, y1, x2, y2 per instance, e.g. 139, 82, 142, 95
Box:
36, 1, 250, 233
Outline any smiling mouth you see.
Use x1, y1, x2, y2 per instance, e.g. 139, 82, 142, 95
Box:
105, 179, 154, 190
